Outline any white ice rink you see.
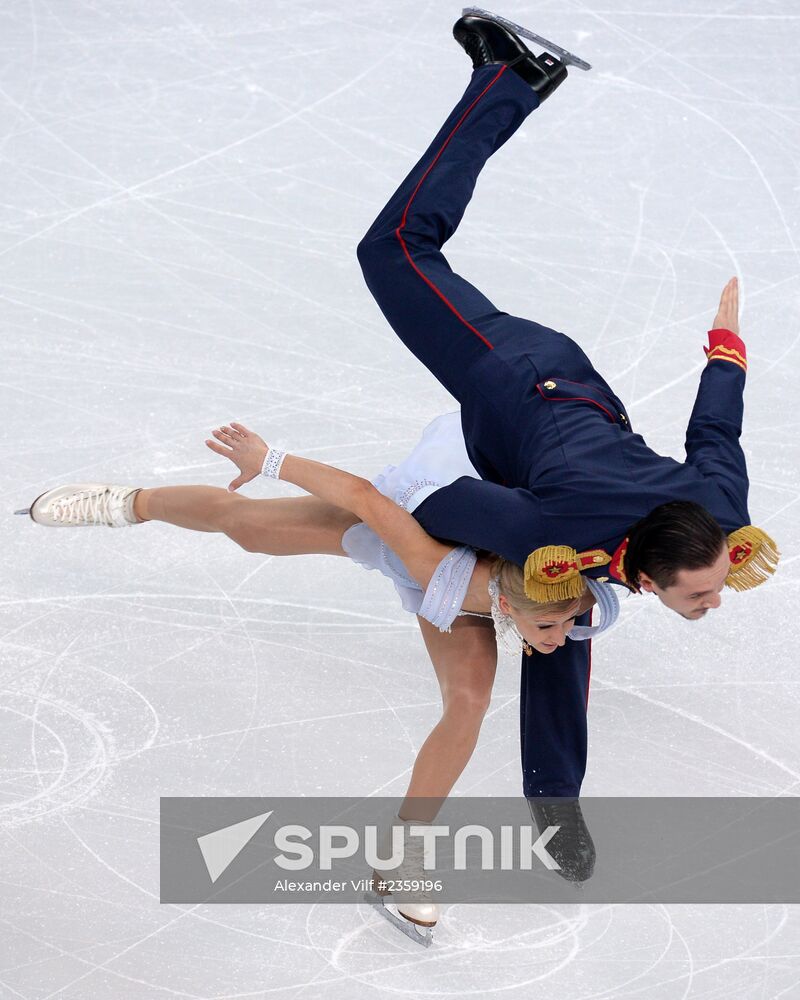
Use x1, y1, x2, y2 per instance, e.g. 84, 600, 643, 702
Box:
3, 1, 800, 996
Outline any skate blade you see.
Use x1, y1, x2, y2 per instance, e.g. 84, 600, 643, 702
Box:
14, 508, 31, 516
363, 891, 434, 947
462, 7, 592, 71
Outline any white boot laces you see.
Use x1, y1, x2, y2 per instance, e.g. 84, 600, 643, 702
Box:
397, 830, 432, 898
52, 487, 125, 525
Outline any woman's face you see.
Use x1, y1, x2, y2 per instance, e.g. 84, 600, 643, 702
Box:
497, 594, 582, 655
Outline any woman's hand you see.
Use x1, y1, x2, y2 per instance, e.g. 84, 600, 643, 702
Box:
205, 422, 269, 492
712, 276, 739, 335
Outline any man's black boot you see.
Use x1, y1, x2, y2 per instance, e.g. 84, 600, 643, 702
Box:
527, 797, 596, 883
453, 14, 567, 102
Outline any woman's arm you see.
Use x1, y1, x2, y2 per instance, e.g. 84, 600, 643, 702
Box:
460, 559, 492, 613
280, 452, 456, 590
205, 422, 455, 591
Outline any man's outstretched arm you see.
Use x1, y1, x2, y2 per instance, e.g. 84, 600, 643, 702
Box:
684, 278, 751, 522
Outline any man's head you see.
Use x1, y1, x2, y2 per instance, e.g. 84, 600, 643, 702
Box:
624, 501, 730, 620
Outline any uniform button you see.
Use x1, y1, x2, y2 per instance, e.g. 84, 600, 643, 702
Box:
543, 380, 557, 390
598, 576, 609, 583
593, 555, 604, 563
620, 413, 628, 423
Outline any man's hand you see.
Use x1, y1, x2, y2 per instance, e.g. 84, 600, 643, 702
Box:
712, 277, 739, 335
205, 422, 269, 492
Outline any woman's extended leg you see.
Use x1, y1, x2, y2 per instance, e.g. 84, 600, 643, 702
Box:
398, 614, 498, 823
133, 487, 360, 556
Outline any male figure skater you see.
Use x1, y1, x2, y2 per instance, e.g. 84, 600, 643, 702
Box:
356, 14, 779, 876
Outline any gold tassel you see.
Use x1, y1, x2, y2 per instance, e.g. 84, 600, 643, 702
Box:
524, 545, 587, 603
726, 526, 781, 591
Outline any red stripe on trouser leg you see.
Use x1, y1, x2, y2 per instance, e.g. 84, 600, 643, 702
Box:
394, 65, 509, 351
395, 234, 494, 349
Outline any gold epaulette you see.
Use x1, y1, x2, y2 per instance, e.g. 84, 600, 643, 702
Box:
726, 526, 780, 590
523, 545, 610, 602
524, 525, 779, 601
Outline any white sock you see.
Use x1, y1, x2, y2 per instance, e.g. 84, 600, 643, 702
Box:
123, 488, 145, 524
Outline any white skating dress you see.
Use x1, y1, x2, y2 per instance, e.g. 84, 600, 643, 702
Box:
341, 412, 619, 639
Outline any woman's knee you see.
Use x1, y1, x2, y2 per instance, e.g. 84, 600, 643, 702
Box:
223, 496, 357, 556
443, 682, 493, 722
230, 529, 269, 554
221, 499, 271, 553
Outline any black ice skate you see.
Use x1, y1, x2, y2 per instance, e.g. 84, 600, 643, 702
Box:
527, 797, 596, 883
460, 8, 592, 72
454, 9, 589, 103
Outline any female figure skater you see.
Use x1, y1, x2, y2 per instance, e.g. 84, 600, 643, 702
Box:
20, 410, 618, 938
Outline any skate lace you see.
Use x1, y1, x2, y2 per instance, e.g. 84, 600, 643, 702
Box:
396, 833, 433, 898
398, 835, 425, 871
548, 801, 583, 826
537, 802, 591, 849
466, 34, 491, 65
52, 487, 126, 524
376, 828, 433, 898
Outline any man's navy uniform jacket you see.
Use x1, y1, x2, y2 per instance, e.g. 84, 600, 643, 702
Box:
412, 328, 749, 586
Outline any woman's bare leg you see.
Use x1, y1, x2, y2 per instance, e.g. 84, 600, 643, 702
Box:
133, 487, 360, 556
133, 488, 495, 816
398, 614, 498, 823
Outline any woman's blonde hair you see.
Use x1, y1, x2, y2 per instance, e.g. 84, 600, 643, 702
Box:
491, 556, 585, 618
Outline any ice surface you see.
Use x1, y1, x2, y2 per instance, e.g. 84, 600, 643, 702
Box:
2, 1, 800, 996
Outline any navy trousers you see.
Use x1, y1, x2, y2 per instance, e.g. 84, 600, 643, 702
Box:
357, 65, 592, 797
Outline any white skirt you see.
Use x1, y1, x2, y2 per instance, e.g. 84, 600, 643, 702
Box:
341, 412, 479, 613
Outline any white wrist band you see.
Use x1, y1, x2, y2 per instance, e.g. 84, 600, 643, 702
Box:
261, 447, 287, 480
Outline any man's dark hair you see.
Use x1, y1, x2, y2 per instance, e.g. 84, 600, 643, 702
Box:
624, 500, 727, 589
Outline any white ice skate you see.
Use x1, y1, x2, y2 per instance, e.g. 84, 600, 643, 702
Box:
365, 813, 440, 947
16, 484, 142, 527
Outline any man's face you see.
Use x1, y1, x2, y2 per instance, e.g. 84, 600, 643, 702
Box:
639, 544, 730, 620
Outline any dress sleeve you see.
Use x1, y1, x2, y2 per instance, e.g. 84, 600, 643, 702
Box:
417, 546, 479, 632
684, 328, 750, 521
567, 578, 620, 640
412, 477, 543, 567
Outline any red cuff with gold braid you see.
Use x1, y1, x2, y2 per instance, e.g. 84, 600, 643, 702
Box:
704, 328, 747, 372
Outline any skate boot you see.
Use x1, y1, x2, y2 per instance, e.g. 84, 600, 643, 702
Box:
21, 484, 144, 527
366, 813, 439, 947
527, 797, 595, 883
453, 13, 568, 102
